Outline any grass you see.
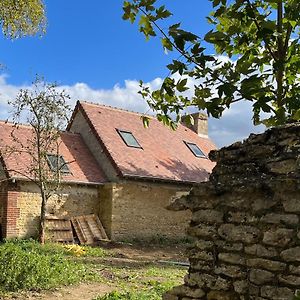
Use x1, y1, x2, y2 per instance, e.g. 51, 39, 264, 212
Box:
0, 240, 97, 293
0, 239, 187, 299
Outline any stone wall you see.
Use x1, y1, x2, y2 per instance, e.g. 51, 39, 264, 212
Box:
3, 182, 100, 238
165, 124, 300, 300
100, 181, 191, 241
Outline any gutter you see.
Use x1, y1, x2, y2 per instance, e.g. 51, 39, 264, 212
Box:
122, 173, 206, 186
10, 176, 107, 187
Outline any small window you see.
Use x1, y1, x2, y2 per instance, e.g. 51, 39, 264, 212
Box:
117, 129, 142, 148
47, 154, 70, 173
184, 141, 206, 158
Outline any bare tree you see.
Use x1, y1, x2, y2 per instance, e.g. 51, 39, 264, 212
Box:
3, 79, 70, 243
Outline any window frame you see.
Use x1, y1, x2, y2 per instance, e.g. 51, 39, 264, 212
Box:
46, 154, 71, 174
184, 141, 206, 158
116, 129, 143, 149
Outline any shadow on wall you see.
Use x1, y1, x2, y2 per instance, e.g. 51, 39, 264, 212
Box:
23, 213, 40, 238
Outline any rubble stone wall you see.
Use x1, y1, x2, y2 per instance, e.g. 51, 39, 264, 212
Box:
107, 181, 191, 241
165, 124, 300, 300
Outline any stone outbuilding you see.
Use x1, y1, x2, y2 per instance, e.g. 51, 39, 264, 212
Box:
0, 101, 216, 241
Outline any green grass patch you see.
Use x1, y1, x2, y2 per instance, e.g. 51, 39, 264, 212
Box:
93, 281, 172, 300
5, 239, 109, 257
0, 239, 186, 299
0, 240, 97, 293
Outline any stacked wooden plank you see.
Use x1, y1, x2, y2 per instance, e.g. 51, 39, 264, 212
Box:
71, 214, 109, 245
45, 216, 74, 243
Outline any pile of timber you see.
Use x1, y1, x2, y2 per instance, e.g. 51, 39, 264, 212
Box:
45, 214, 109, 245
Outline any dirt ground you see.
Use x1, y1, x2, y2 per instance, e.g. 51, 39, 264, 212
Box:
5, 243, 188, 300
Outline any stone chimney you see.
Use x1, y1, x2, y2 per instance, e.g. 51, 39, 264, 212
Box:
181, 112, 208, 137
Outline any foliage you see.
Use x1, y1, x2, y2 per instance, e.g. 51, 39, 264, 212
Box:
5, 239, 108, 258
0, 240, 91, 292
93, 281, 173, 300
6, 78, 70, 243
0, 0, 46, 38
123, 0, 300, 127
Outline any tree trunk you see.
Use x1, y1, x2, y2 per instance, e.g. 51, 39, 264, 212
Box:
39, 191, 47, 244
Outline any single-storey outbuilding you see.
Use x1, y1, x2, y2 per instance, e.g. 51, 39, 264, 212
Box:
0, 101, 216, 241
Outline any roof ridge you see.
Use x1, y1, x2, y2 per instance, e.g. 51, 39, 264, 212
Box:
0, 120, 32, 129
79, 100, 155, 119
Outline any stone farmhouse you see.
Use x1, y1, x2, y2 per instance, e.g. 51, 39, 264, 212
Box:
0, 101, 215, 241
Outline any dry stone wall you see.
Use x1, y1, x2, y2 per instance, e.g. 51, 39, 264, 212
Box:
165, 124, 300, 300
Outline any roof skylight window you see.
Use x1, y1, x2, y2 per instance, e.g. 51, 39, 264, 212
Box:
184, 141, 206, 158
117, 129, 142, 148
47, 154, 70, 173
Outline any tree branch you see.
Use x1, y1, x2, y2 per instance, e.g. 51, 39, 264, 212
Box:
245, 0, 277, 61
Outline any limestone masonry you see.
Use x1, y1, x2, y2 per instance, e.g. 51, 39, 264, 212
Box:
165, 123, 300, 300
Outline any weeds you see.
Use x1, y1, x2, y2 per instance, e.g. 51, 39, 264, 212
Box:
93, 281, 172, 300
0, 240, 97, 292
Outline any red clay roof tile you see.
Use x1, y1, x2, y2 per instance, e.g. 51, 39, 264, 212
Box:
0, 121, 106, 184
72, 101, 216, 183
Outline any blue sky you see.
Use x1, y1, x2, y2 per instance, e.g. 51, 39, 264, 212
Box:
0, 0, 264, 147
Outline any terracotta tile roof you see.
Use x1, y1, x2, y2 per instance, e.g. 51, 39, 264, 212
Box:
0, 121, 106, 184
70, 101, 216, 184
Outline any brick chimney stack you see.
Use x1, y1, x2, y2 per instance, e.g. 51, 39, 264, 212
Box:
181, 112, 208, 137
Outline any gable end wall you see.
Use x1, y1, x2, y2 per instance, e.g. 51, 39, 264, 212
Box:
68, 110, 119, 181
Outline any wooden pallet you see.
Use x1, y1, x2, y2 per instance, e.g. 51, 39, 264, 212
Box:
45, 216, 74, 243
71, 214, 109, 245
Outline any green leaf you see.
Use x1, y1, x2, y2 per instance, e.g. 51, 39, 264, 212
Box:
176, 78, 189, 92
161, 37, 173, 51
141, 116, 150, 128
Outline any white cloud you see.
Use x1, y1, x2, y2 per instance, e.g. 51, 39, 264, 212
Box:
0, 74, 264, 148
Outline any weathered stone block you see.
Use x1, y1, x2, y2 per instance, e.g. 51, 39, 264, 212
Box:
189, 250, 214, 262
190, 260, 211, 272
249, 269, 275, 285
184, 273, 230, 291
162, 293, 179, 300
184, 273, 216, 288
260, 213, 299, 225
278, 275, 300, 286
192, 209, 224, 224
246, 258, 286, 272
207, 291, 240, 300
281, 247, 300, 262
282, 196, 300, 213
249, 284, 260, 296
167, 285, 205, 298
260, 286, 294, 299
215, 264, 245, 278
187, 224, 218, 239
251, 197, 278, 212
263, 228, 294, 247
215, 240, 244, 252
218, 224, 260, 243
233, 280, 248, 294
244, 244, 277, 258
218, 253, 246, 266
267, 159, 297, 174
289, 265, 300, 275
212, 277, 231, 291
227, 211, 258, 223
193, 240, 214, 250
